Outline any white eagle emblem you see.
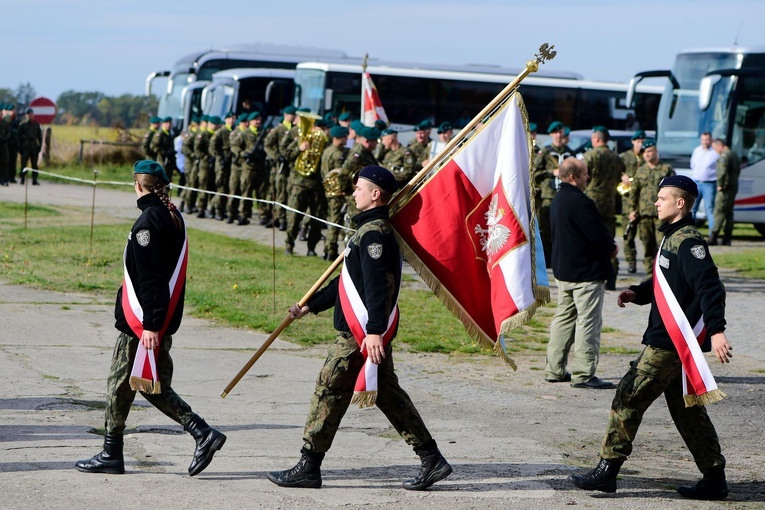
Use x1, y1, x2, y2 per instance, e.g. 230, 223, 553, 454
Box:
136, 229, 151, 247
367, 243, 383, 259
474, 195, 511, 258
690, 245, 706, 259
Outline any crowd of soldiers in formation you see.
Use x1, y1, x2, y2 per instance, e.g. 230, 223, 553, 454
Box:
0, 103, 44, 186
142, 108, 456, 261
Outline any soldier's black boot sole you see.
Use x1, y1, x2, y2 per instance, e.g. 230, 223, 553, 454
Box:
568, 472, 616, 493
403, 456, 453, 490
267, 469, 322, 488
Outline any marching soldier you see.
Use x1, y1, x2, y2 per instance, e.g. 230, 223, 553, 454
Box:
619, 130, 646, 273
227, 113, 249, 223
341, 126, 380, 228
709, 137, 741, 246
533, 121, 573, 266
209, 112, 235, 221
584, 126, 625, 290
628, 139, 675, 274
403, 120, 432, 183
194, 116, 219, 218
18, 108, 43, 185
320, 125, 350, 260
264, 106, 297, 230
150, 117, 176, 183
380, 128, 407, 188
142, 116, 161, 160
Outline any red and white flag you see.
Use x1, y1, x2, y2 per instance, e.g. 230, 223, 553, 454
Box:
390, 94, 548, 365
361, 72, 389, 127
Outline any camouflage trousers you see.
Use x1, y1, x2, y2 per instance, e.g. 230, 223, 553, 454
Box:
622, 213, 637, 265
195, 160, 214, 211
601, 345, 725, 473
637, 217, 663, 274
713, 189, 737, 238
227, 163, 246, 218
302, 332, 433, 454
285, 184, 325, 252
104, 332, 193, 435
213, 160, 230, 216
253, 166, 271, 221
183, 161, 199, 209
272, 169, 289, 224
324, 195, 345, 257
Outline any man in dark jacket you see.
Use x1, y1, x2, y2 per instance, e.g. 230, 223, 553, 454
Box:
544, 157, 618, 389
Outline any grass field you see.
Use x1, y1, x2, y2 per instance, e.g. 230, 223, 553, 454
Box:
45, 125, 145, 167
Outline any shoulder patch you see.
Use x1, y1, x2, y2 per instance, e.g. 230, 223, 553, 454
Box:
343, 245, 351, 258
690, 245, 706, 260
136, 229, 151, 247
367, 243, 383, 259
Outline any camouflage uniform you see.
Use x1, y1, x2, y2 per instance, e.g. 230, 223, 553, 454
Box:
302, 207, 433, 453
619, 149, 644, 269
402, 139, 430, 184
629, 161, 675, 274
209, 125, 233, 219
712, 147, 741, 241
141, 127, 158, 160
264, 121, 292, 227
600, 217, 726, 476
194, 128, 215, 214
381, 144, 408, 188
340, 143, 378, 228
238, 125, 269, 222
180, 126, 198, 211
533, 144, 573, 265
18, 116, 43, 184
150, 129, 176, 182
321, 142, 350, 259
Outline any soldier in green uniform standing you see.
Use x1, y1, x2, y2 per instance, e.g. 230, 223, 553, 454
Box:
227, 113, 249, 223
209, 112, 235, 221
341, 126, 380, 228
709, 138, 741, 246
584, 126, 625, 289
628, 140, 675, 274
264, 106, 297, 230
619, 130, 646, 273
242, 111, 269, 225
18, 108, 43, 185
402, 120, 432, 184
533, 121, 572, 266
150, 117, 176, 183
142, 116, 161, 160
180, 117, 200, 213
380, 128, 408, 188
194, 116, 218, 218
320, 125, 350, 260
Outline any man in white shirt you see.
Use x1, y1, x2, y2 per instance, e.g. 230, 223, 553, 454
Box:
690, 132, 719, 236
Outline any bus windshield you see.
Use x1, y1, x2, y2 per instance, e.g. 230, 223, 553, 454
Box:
294, 69, 326, 114
729, 75, 765, 166
158, 72, 192, 119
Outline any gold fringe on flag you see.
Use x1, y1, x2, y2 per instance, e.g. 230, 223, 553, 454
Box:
684, 388, 726, 408
130, 376, 162, 395
352, 391, 377, 408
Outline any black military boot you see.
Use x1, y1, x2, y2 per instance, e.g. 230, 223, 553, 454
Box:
568, 458, 623, 493
75, 433, 125, 474
267, 448, 324, 488
707, 233, 719, 246
184, 414, 226, 476
403, 443, 453, 490
721, 235, 731, 246
677, 467, 728, 500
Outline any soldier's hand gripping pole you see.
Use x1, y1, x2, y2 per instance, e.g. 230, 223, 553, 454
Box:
221, 253, 345, 398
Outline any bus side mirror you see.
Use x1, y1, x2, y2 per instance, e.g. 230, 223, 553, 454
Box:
626, 76, 641, 109
699, 75, 721, 111
324, 89, 333, 113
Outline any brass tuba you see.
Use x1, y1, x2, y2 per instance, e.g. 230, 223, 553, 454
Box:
294, 111, 327, 177
322, 168, 346, 197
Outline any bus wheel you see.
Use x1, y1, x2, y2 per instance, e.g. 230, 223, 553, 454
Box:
754, 223, 765, 237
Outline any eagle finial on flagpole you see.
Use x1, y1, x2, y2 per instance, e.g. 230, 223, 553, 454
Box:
527, 43, 557, 73
362, 53, 368, 73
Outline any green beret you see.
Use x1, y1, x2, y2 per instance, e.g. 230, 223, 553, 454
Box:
381, 128, 397, 136
133, 159, 170, 184
642, 138, 656, 150
297, 107, 311, 113
437, 121, 453, 134
282, 105, 297, 115
162, 116, 172, 123
592, 125, 608, 134
200, 115, 210, 122
374, 119, 387, 130
247, 111, 261, 121
350, 120, 365, 133
191, 116, 200, 124
361, 126, 381, 140
225, 111, 235, 119
330, 125, 349, 138
414, 120, 433, 132
150, 116, 162, 124
547, 121, 564, 134
529, 122, 538, 133
338, 111, 352, 121
564, 126, 571, 136
632, 130, 647, 141
208, 116, 222, 125
237, 113, 249, 123
315, 119, 328, 127
7, 103, 14, 110
324, 112, 336, 122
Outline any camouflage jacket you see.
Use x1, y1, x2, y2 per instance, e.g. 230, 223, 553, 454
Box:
150, 128, 174, 166
180, 127, 197, 160
629, 161, 675, 217
209, 126, 232, 163
321, 144, 349, 178
264, 121, 291, 163
403, 139, 430, 177
242, 126, 268, 170
142, 127, 158, 159
194, 129, 213, 170
584, 145, 625, 197
619, 149, 644, 178
17, 118, 42, 153
382, 144, 409, 185
533, 144, 573, 200
341, 143, 378, 194
716, 147, 741, 192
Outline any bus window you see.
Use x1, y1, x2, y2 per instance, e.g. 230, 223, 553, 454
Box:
734, 76, 765, 166
521, 85, 576, 130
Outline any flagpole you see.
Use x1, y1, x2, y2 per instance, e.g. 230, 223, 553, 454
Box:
361, 53, 368, 123
390, 43, 556, 214
221, 253, 345, 398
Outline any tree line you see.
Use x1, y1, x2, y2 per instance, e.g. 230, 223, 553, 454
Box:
0, 82, 158, 128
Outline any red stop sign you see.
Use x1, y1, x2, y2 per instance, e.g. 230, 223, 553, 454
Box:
29, 97, 57, 124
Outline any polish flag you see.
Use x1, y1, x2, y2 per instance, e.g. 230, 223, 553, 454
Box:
390, 94, 548, 364
361, 72, 389, 127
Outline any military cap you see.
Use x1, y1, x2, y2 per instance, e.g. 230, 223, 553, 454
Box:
361, 126, 381, 140
247, 111, 261, 121
297, 106, 311, 113
162, 116, 172, 123
324, 112, 336, 122
26, 107, 34, 114
437, 122, 453, 134
315, 118, 328, 127
374, 119, 387, 130
7, 103, 14, 110
133, 159, 170, 184
350, 120, 365, 133
338, 111, 352, 121
659, 174, 698, 198
237, 113, 249, 123
381, 128, 397, 136
282, 105, 297, 115
208, 116, 222, 125
564, 126, 571, 136
358, 165, 397, 194
632, 130, 647, 140
592, 125, 609, 134
414, 120, 433, 132
225, 111, 235, 119
529, 122, 538, 133
329, 125, 349, 138
191, 116, 200, 124
642, 138, 656, 150
200, 114, 210, 122
149, 116, 162, 124
547, 121, 564, 133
